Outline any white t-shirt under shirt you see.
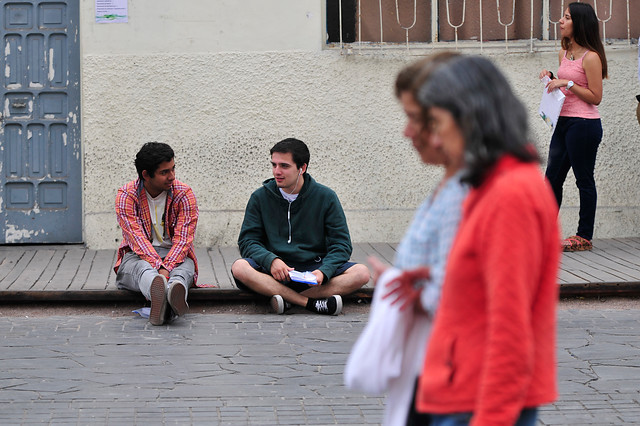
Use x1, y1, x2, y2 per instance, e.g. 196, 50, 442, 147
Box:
279, 188, 299, 202
145, 190, 172, 248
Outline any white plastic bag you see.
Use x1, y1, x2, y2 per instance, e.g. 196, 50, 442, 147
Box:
344, 267, 413, 394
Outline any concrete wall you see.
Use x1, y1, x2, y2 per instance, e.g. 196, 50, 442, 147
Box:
80, 1, 640, 249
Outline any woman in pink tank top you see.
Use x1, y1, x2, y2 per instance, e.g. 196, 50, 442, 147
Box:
539, 2, 608, 252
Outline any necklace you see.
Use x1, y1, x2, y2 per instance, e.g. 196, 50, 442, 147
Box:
568, 45, 586, 61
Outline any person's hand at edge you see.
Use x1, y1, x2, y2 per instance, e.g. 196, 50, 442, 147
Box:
539, 69, 553, 80
383, 266, 431, 311
367, 256, 390, 285
270, 258, 294, 282
311, 270, 325, 285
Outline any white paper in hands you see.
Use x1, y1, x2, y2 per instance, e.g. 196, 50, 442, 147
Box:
539, 76, 566, 131
289, 270, 319, 285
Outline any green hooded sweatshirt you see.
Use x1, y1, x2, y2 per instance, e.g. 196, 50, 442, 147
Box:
237, 174, 353, 281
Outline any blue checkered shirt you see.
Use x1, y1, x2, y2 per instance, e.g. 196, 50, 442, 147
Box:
394, 173, 468, 315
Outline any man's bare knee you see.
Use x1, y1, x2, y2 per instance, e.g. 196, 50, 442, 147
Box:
328, 264, 370, 294
348, 263, 371, 287
231, 259, 252, 281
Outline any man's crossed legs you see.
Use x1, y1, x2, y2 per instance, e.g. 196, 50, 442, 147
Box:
116, 247, 195, 325
231, 258, 370, 315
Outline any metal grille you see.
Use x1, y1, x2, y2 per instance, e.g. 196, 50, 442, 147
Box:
327, 0, 638, 54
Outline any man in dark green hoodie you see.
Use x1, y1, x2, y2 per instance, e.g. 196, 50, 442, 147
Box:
231, 138, 370, 315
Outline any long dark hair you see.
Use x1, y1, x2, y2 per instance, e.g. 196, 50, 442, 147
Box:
562, 2, 608, 78
417, 55, 538, 188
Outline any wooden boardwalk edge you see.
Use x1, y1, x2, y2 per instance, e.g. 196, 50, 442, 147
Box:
2, 238, 640, 302
0, 288, 376, 303
3, 283, 640, 303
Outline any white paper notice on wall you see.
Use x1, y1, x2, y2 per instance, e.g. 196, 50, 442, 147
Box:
96, 0, 128, 23
539, 76, 566, 131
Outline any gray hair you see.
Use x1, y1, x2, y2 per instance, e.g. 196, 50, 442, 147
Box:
417, 55, 538, 187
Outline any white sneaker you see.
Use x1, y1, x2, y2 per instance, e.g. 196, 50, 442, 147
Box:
270, 295, 285, 314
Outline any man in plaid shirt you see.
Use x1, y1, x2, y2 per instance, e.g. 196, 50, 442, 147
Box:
114, 142, 199, 326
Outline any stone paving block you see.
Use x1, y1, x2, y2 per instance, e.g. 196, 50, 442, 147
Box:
276, 417, 309, 424
2, 310, 640, 424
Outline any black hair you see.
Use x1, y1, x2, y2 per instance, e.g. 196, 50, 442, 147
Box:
417, 55, 538, 188
563, 2, 608, 78
135, 142, 175, 181
270, 138, 310, 170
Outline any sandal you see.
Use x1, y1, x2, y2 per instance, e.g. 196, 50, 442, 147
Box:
561, 235, 592, 252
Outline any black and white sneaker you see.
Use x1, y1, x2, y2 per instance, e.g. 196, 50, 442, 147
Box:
307, 295, 342, 316
270, 295, 291, 314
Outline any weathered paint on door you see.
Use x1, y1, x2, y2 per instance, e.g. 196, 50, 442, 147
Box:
1, 0, 81, 243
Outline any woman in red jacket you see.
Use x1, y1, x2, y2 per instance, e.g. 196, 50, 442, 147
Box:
405, 55, 561, 425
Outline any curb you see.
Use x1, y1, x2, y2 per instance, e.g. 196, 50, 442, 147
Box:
2, 283, 640, 304
0, 288, 375, 303
559, 282, 640, 297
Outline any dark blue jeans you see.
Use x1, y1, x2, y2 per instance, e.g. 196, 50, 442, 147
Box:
545, 116, 602, 240
427, 408, 538, 426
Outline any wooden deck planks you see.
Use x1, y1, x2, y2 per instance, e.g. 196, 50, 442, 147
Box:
208, 247, 233, 289
562, 262, 625, 283
31, 250, 66, 291
0, 250, 29, 289
368, 242, 397, 265
583, 242, 640, 280
563, 249, 639, 283
580, 253, 640, 280
560, 253, 614, 283
351, 243, 379, 287
194, 247, 217, 287
46, 248, 86, 290
1, 237, 640, 295
12, 249, 56, 291
83, 250, 117, 290
598, 239, 640, 267
1, 251, 37, 290
69, 250, 96, 290
613, 237, 640, 251
349, 243, 370, 265
217, 246, 241, 289
558, 268, 590, 284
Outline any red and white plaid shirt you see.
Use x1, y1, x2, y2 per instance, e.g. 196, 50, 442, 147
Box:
114, 178, 199, 284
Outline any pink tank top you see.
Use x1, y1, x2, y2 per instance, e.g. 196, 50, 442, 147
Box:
557, 50, 600, 119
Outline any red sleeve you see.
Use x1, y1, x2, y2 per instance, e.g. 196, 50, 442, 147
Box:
471, 185, 541, 425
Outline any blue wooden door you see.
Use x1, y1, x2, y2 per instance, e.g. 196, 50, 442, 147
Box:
1, 0, 81, 243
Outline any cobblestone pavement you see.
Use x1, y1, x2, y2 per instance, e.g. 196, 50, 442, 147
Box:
1, 309, 639, 425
